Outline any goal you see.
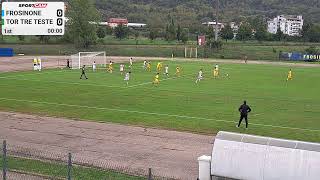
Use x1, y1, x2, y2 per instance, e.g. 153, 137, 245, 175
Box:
70, 52, 106, 69
184, 47, 198, 58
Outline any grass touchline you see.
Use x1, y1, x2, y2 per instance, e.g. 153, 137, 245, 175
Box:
0, 97, 319, 133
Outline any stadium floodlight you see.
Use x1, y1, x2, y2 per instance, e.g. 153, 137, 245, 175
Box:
71, 52, 106, 69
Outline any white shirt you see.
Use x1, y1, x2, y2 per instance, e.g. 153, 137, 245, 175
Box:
120, 64, 124, 71
93, 62, 96, 67
165, 67, 169, 73
129, 58, 133, 65
215, 65, 219, 70
124, 73, 130, 80
198, 71, 203, 77
143, 61, 147, 66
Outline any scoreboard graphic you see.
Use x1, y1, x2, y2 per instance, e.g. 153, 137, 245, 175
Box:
1, 2, 65, 35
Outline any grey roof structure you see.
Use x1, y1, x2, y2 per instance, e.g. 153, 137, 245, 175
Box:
215, 131, 320, 152
211, 131, 320, 180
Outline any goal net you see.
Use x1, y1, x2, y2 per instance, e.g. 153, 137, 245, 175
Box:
71, 52, 106, 69
184, 47, 198, 58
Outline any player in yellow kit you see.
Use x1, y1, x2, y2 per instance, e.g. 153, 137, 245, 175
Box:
213, 64, 219, 78
147, 62, 151, 72
107, 61, 113, 73
287, 69, 293, 81
175, 66, 181, 77
153, 73, 160, 85
156, 62, 163, 72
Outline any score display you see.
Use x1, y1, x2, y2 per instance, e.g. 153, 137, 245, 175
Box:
1, 2, 65, 35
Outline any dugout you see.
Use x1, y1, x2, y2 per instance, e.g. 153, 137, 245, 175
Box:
198, 131, 320, 180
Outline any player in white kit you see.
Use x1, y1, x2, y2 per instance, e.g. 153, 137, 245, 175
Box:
143, 60, 147, 70
164, 65, 169, 77
37, 58, 42, 71
120, 64, 125, 75
195, 69, 203, 84
92, 61, 96, 72
124, 71, 131, 85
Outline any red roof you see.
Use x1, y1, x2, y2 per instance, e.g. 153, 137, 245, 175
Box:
108, 18, 128, 24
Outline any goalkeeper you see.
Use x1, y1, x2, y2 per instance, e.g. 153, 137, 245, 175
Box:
80, 65, 88, 79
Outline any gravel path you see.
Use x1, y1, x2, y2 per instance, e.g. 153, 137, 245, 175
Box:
1, 56, 319, 72
0, 111, 213, 179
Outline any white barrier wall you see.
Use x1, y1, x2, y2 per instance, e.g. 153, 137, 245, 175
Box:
210, 131, 320, 180
198, 155, 211, 180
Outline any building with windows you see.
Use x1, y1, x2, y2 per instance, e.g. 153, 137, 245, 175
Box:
267, 15, 303, 36
108, 18, 129, 28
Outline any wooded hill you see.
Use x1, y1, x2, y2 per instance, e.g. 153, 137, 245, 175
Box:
95, 0, 320, 31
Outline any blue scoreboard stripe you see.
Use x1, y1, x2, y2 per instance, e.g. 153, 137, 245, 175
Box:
1, 10, 4, 17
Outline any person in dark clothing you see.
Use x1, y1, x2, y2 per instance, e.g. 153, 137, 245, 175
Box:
67, 59, 71, 69
80, 65, 88, 79
237, 100, 251, 129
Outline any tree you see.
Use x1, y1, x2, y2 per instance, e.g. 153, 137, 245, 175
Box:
134, 31, 140, 40
206, 39, 223, 50
165, 19, 176, 41
302, 24, 320, 43
254, 24, 268, 41
37, 35, 50, 43
18, 35, 25, 42
205, 26, 215, 40
149, 28, 158, 41
67, 0, 101, 48
305, 46, 319, 54
180, 28, 189, 44
96, 26, 106, 39
237, 23, 252, 41
114, 24, 129, 39
301, 22, 312, 41
275, 27, 284, 41
105, 26, 113, 35
177, 24, 182, 41
220, 25, 234, 42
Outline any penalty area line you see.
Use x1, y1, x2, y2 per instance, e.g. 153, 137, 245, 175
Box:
0, 97, 319, 133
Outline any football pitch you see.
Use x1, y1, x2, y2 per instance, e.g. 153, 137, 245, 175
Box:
0, 60, 320, 142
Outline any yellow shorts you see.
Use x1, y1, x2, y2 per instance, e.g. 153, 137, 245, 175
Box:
213, 71, 218, 77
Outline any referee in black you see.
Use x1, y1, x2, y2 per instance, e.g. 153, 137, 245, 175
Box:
66, 59, 71, 69
237, 100, 251, 129
80, 65, 88, 79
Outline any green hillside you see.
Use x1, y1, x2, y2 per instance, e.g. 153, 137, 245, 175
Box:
96, 0, 320, 30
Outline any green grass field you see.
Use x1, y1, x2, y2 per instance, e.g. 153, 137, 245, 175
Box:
0, 60, 320, 142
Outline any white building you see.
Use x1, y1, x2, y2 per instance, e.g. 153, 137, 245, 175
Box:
202, 21, 225, 32
267, 15, 304, 36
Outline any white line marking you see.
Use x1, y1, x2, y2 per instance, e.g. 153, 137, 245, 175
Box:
252, 113, 264, 117
0, 97, 319, 133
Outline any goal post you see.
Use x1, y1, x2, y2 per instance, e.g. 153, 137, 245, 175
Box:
184, 47, 198, 58
70, 51, 106, 69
